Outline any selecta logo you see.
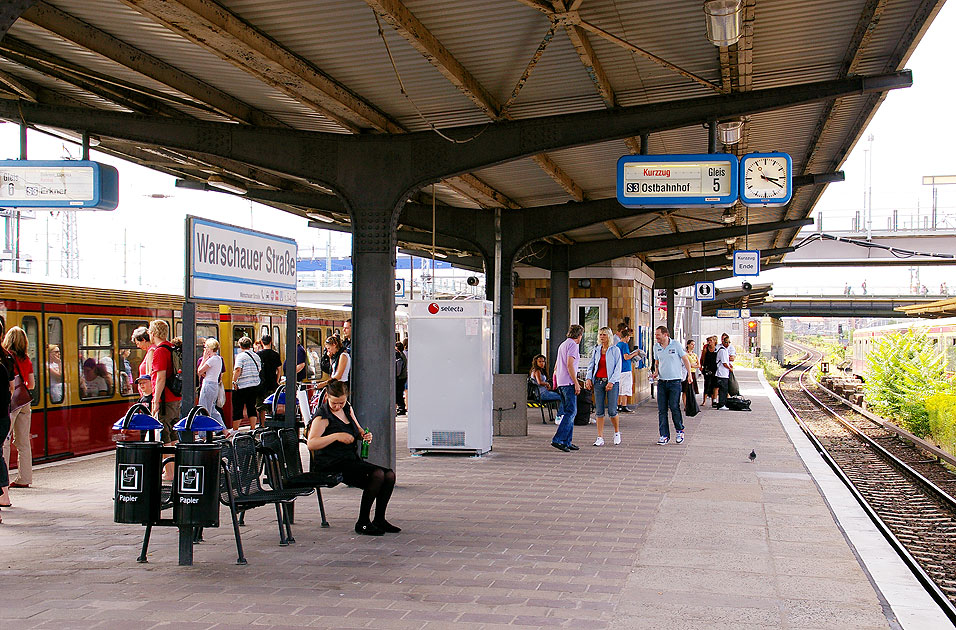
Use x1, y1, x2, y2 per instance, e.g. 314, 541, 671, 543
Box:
426, 302, 465, 314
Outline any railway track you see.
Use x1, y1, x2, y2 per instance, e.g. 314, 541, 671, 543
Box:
777, 343, 956, 621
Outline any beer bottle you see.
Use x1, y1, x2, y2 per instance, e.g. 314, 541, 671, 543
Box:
360, 432, 370, 459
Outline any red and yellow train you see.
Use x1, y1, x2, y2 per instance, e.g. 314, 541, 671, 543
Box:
852, 317, 956, 376
1, 277, 401, 465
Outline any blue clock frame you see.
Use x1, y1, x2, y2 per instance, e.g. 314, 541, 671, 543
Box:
616, 153, 739, 208
739, 152, 793, 207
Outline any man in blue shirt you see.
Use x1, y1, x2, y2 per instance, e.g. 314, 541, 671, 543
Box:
652, 325, 693, 445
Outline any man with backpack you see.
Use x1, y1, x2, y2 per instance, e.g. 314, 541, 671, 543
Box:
148, 319, 181, 479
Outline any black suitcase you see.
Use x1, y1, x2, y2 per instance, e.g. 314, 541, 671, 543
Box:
574, 389, 592, 425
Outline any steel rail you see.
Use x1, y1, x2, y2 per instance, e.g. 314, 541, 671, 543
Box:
775, 345, 956, 623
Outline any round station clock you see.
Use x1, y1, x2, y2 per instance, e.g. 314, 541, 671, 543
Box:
740, 152, 793, 206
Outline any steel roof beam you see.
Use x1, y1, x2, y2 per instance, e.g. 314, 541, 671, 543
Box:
120, 0, 400, 134
653, 247, 795, 278
20, 1, 282, 127
0, 71, 912, 208
0, 1, 37, 41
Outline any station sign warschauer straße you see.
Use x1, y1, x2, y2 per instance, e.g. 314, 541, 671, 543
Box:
187, 216, 297, 308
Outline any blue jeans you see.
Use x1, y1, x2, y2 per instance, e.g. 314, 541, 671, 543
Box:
538, 386, 561, 402
657, 379, 684, 438
552, 384, 578, 446
593, 379, 619, 417
716, 377, 729, 408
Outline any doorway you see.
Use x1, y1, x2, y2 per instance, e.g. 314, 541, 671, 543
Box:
513, 307, 546, 375
570, 298, 607, 366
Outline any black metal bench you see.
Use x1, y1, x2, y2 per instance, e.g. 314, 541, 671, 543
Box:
528, 378, 558, 424
219, 434, 312, 563
258, 428, 343, 528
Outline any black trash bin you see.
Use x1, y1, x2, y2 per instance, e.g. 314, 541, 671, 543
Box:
113, 405, 164, 525
172, 407, 225, 528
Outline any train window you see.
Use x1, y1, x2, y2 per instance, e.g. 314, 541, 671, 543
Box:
47, 318, 64, 404
22, 316, 40, 406
272, 325, 281, 350
119, 321, 148, 396
233, 325, 254, 351
305, 328, 322, 373
260, 324, 269, 342
196, 323, 218, 355
78, 319, 114, 400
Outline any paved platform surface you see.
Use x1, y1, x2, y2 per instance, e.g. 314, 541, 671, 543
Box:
0, 369, 941, 629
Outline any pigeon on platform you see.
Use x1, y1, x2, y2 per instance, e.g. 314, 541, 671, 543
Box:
749, 449, 757, 463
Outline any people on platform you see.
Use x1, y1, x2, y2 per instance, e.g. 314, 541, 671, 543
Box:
197, 337, 224, 428
317, 335, 350, 389
861, 280, 868, 295
551, 324, 584, 452
131, 326, 154, 379
305, 379, 399, 536
395, 341, 408, 415
700, 336, 719, 407
714, 333, 735, 410
530, 354, 561, 403
652, 325, 692, 445
256, 334, 282, 424
149, 319, 182, 480
287, 333, 309, 382
3, 326, 34, 489
586, 327, 623, 446
616, 328, 643, 413
682, 339, 700, 409
232, 336, 261, 433
135, 374, 153, 406
342, 318, 352, 355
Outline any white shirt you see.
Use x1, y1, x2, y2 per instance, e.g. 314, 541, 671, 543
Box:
234, 350, 261, 389
716, 345, 732, 378
200, 354, 222, 387
334, 352, 351, 382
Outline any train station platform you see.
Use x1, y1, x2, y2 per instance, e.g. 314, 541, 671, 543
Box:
0, 370, 951, 629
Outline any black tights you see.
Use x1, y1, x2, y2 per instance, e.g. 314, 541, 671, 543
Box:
359, 467, 396, 523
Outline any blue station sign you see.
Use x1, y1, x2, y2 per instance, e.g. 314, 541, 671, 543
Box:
617, 154, 739, 208
0, 160, 119, 210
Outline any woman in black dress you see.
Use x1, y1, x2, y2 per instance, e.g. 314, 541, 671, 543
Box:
700, 336, 719, 407
305, 379, 399, 536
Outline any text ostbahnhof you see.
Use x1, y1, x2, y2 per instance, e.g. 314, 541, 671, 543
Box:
195, 233, 296, 277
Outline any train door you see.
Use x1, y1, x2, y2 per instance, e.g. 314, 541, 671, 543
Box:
513, 306, 546, 375
10, 314, 43, 465
43, 316, 68, 458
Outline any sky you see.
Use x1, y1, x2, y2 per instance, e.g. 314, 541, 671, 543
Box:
1, 2, 954, 296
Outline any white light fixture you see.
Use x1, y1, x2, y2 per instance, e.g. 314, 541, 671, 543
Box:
433, 251, 447, 259
704, 0, 742, 47
725, 237, 737, 246
308, 212, 335, 224
206, 174, 247, 195
717, 120, 743, 145
721, 211, 736, 224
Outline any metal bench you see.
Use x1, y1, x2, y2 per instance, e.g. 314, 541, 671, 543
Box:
219, 434, 312, 563
258, 428, 342, 528
527, 378, 558, 424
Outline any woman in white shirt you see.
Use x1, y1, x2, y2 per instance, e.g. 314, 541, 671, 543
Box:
232, 336, 262, 432
197, 337, 224, 427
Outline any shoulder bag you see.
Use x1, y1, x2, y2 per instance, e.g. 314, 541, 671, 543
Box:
10, 358, 32, 412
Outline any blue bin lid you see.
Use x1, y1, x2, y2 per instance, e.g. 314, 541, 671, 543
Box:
113, 407, 163, 432
174, 409, 226, 433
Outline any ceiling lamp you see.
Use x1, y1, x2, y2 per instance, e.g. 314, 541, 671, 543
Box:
717, 120, 743, 145
721, 210, 736, 224
207, 174, 247, 195
704, 0, 742, 47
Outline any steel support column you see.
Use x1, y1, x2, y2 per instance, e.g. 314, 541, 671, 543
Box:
548, 245, 570, 374
181, 301, 196, 417
665, 278, 675, 335
284, 309, 297, 428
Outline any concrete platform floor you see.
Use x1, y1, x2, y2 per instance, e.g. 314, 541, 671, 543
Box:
0, 369, 950, 629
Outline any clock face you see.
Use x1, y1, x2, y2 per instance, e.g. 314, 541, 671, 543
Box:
743, 156, 789, 200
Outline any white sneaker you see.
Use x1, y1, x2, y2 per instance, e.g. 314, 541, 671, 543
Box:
613, 432, 622, 445
593, 436, 605, 447
676, 431, 684, 444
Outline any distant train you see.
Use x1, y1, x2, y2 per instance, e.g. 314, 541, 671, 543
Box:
0, 277, 407, 465
852, 317, 956, 376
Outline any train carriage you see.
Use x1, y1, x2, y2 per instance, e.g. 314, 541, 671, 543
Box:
852, 317, 956, 377
0, 277, 406, 465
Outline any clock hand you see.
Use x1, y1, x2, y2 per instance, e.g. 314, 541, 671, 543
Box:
760, 175, 784, 188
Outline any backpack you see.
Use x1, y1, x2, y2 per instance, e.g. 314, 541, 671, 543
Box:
157, 343, 183, 398
725, 396, 751, 412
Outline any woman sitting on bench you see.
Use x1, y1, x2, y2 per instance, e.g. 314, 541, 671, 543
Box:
305, 379, 400, 536
530, 354, 561, 402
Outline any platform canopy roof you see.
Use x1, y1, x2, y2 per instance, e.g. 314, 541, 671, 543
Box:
896, 296, 956, 318
0, 0, 943, 273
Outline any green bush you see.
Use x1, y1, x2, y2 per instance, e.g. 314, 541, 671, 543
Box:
757, 356, 784, 386
864, 330, 953, 437
926, 394, 956, 456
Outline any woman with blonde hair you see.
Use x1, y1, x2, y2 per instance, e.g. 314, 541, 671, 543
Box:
3, 326, 34, 490
197, 337, 224, 428
585, 326, 623, 446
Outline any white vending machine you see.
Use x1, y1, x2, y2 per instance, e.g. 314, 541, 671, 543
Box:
407, 300, 494, 455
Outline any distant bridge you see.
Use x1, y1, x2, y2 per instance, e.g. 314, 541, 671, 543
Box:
752, 295, 941, 318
